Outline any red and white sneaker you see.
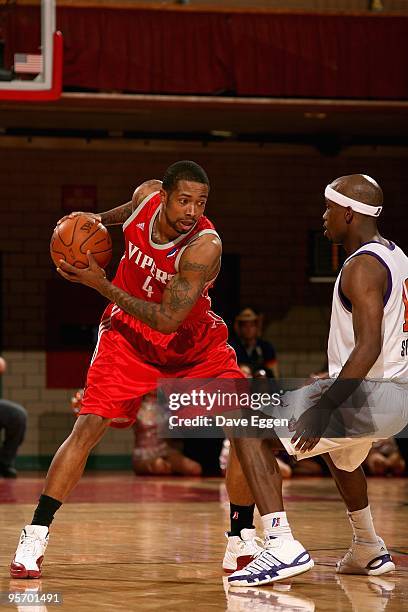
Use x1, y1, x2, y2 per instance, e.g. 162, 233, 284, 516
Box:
223, 528, 264, 574
10, 525, 49, 579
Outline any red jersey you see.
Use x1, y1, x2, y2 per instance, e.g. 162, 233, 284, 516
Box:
82, 191, 244, 427
107, 191, 227, 366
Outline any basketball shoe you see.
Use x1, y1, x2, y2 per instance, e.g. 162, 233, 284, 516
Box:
223, 528, 264, 573
10, 526, 49, 579
227, 536, 314, 586
336, 537, 395, 576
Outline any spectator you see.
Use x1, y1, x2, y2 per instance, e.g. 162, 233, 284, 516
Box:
237, 363, 252, 379
0, 357, 27, 478
132, 392, 202, 476
71, 389, 202, 476
230, 308, 279, 379
395, 428, 408, 475
364, 439, 405, 476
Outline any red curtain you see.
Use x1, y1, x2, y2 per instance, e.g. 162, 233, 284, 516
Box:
4, 6, 408, 98
229, 13, 408, 98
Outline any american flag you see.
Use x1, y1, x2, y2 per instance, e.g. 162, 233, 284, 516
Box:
14, 53, 43, 74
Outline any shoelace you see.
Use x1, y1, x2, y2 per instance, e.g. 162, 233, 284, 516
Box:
238, 536, 264, 555
339, 536, 359, 564
340, 548, 354, 565
241, 550, 282, 575
19, 534, 40, 558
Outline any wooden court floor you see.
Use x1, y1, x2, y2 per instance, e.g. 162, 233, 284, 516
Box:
0, 474, 407, 611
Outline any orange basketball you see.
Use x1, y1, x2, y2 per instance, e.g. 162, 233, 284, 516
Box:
50, 214, 112, 269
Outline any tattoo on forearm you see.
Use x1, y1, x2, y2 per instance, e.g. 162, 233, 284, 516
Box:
100, 202, 134, 226
102, 282, 162, 328
99, 257, 211, 332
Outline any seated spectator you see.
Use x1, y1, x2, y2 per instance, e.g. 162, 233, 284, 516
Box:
71, 389, 202, 476
237, 363, 252, 379
132, 392, 202, 476
230, 308, 279, 379
364, 438, 405, 476
0, 356, 27, 478
394, 428, 408, 475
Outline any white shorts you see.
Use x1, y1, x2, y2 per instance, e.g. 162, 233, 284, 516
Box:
280, 436, 375, 472
275, 378, 408, 472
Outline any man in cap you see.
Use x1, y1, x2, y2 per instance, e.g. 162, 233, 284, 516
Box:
230, 308, 279, 379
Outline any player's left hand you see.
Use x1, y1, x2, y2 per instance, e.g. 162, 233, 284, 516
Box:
57, 251, 107, 291
290, 404, 332, 453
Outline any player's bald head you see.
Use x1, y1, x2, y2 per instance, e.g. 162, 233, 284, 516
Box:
330, 174, 383, 208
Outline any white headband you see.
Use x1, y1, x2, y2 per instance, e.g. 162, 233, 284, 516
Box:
325, 185, 382, 217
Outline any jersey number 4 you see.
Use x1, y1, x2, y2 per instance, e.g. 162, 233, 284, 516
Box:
403, 278, 408, 332
142, 276, 154, 298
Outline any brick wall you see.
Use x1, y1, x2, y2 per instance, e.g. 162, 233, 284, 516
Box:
0, 137, 407, 461
1, 351, 134, 458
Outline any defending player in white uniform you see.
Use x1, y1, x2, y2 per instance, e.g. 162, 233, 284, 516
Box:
277, 187, 408, 470
228, 174, 406, 587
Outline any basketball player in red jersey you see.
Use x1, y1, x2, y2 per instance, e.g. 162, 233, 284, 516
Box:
8, 161, 230, 576
11, 160, 311, 580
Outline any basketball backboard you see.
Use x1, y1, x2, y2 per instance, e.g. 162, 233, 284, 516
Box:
0, 0, 62, 101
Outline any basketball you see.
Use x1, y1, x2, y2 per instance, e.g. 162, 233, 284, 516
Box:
50, 214, 112, 269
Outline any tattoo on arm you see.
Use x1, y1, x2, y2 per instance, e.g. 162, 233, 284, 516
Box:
97, 232, 218, 332
98, 258, 211, 333
167, 277, 195, 311
100, 282, 163, 328
181, 262, 209, 274
99, 279, 187, 332
100, 202, 134, 226
100, 179, 162, 226
166, 262, 209, 312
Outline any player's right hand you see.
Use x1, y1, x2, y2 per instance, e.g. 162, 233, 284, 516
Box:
56, 212, 102, 227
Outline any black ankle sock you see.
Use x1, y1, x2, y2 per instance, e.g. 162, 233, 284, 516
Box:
32, 494, 62, 528
229, 503, 255, 537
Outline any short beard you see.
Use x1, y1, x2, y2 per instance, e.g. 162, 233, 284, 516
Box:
163, 209, 183, 236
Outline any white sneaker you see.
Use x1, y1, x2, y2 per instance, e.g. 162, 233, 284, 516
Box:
223, 528, 264, 574
10, 526, 49, 579
228, 536, 314, 586
336, 537, 395, 576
